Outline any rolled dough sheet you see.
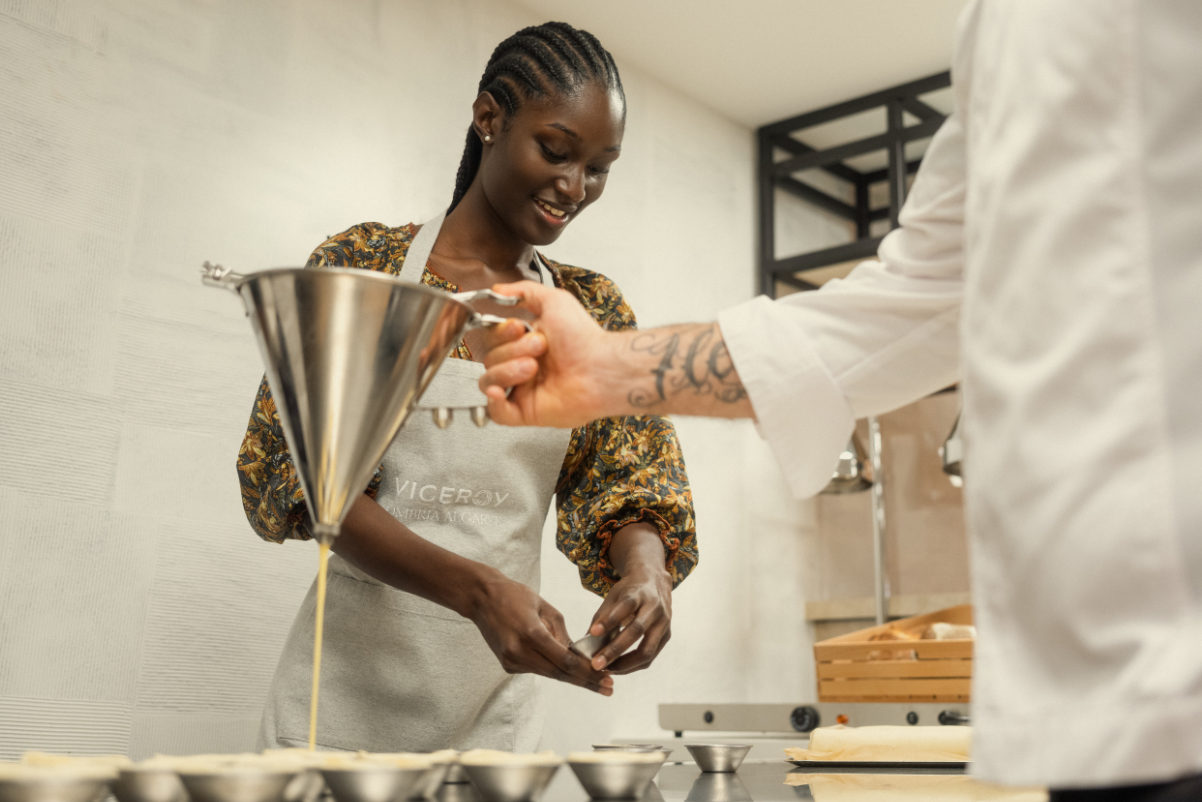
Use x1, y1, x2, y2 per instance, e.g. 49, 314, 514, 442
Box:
786, 774, 1046, 802
785, 725, 971, 762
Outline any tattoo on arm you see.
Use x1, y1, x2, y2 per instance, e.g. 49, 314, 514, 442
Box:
627, 324, 748, 408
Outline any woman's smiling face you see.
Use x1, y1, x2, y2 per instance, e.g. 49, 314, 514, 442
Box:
475, 81, 625, 247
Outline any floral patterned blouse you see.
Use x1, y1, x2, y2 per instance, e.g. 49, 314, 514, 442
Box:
237, 222, 698, 596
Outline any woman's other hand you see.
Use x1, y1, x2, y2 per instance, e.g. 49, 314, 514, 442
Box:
586, 523, 673, 674
469, 572, 615, 695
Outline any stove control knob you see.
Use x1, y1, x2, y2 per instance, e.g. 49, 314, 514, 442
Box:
790, 706, 821, 733
938, 710, 970, 725
906, 712, 919, 725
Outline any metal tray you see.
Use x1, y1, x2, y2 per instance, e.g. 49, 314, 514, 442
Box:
787, 759, 968, 770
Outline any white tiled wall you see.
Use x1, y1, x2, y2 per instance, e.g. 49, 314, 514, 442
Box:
0, 0, 821, 759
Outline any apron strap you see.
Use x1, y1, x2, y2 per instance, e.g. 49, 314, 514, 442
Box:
400, 212, 446, 283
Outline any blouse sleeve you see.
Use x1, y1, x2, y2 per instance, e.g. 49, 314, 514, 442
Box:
552, 270, 698, 596
235, 224, 394, 542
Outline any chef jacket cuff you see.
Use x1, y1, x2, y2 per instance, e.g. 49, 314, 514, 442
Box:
717, 296, 855, 498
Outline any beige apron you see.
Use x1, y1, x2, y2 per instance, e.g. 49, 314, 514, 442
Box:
258, 215, 572, 752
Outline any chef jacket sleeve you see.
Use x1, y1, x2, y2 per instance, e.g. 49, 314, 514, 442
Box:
550, 269, 698, 597
717, 110, 967, 499
235, 225, 392, 542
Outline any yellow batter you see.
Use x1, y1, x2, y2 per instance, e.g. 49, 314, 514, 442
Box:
309, 541, 330, 750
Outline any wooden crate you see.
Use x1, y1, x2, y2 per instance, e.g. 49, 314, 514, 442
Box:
814, 604, 973, 703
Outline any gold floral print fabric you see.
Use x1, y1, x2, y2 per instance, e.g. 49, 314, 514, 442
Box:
237, 222, 697, 596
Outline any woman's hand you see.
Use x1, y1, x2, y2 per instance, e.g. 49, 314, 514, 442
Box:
469, 572, 615, 695
586, 523, 674, 674
334, 495, 612, 695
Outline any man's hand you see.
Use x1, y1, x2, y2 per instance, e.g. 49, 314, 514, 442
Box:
478, 281, 756, 425
478, 281, 622, 428
469, 572, 615, 696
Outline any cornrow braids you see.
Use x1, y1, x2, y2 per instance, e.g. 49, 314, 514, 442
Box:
447, 21, 625, 214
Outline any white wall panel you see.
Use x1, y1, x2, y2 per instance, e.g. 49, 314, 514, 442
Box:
0, 490, 153, 701
0, 698, 131, 761
134, 518, 313, 715
0, 215, 124, 395
0, 381, 120, 507
128, 714, 260, 761
0, 0, 830, 759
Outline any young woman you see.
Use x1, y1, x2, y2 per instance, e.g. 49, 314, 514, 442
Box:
236, 22, 697, 753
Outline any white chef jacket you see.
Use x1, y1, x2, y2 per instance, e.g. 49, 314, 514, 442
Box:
719, 0, 1202, 789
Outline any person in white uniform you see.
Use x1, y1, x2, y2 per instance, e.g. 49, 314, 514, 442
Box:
238, 22, 698, 754
476, 1, 1202, 798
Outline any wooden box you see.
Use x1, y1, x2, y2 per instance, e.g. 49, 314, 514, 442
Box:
814, 604, 973, 703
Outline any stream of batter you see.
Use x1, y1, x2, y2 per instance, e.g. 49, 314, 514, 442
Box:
309, 541, 330, 750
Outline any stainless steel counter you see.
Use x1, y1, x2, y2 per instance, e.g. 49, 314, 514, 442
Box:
435, 758, 1013, 802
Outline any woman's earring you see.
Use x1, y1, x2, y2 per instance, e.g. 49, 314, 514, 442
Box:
483, 134, 492, 143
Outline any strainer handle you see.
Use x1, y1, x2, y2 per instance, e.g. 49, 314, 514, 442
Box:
200, 261, 246, 291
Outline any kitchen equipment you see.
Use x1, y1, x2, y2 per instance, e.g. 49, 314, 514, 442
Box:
111, 769, 187, 802
681, 746, 750, 774
813, 605, 973, 703
409, 761, 454, 799
442, 765, 469, 785
567, 754, 663, 801
819, 434, 871, 494
176, 771, 298, 802
320, 766, 426, 802
659, 701, 971, 735
683, 773, 751, 802
436, 784, 478, 802
940, 413, 963, 487
201, 262, 519, 543
590, 748, 672, 763
459, 762, 560, 802
570, 629, 618, 660
0, 775, 111, 802
282, 772, 322, 802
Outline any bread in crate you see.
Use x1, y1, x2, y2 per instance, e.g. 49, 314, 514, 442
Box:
814, 604, 974, 703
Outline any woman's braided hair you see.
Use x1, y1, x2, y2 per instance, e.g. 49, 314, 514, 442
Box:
447, 21, 624, 214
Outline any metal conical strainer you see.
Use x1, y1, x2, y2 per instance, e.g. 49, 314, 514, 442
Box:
203, 262, 516, 543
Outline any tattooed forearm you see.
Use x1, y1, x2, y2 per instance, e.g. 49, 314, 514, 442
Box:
626, 323, 748, 410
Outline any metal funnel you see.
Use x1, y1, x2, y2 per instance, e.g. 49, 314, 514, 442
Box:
203, 262, 515, 542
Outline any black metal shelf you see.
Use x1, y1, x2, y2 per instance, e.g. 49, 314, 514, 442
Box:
757, 71, 951, 298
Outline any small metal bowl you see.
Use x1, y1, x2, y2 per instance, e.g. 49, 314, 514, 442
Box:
460, 763, 560, 802
682, 745, 751, 774
0, 775, 112, 802
282, 771, 323, 802
177, 771, 299, 802
111, 769, 187, 802
569, 630, 617, 660
590, 747, 672, 763
684, 773, 751, 802
436, 784, 478, 802
408, 762, 453, 800
320, 766, 426, 802
567, 754, 664, 800
442, 765, 468, 786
